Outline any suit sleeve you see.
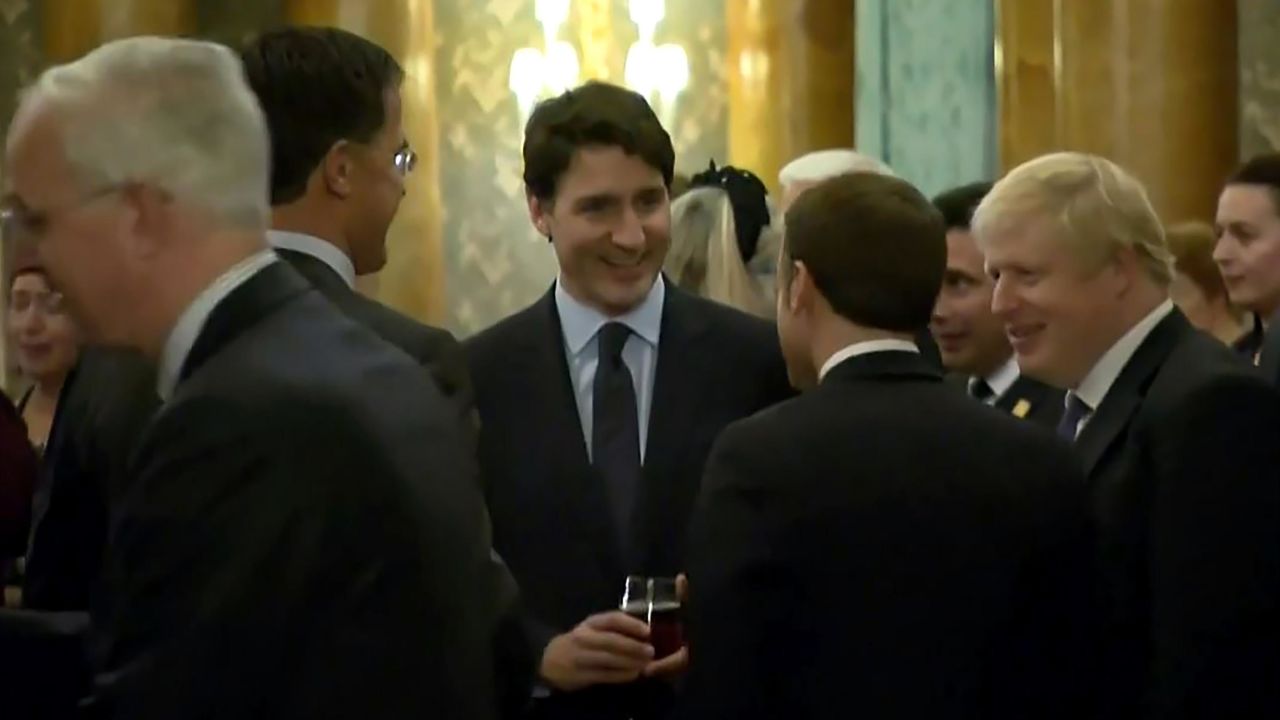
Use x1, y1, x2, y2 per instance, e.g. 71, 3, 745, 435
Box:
417, 330, 480, 453
96, 397, 446, 720
993, 438, 1102, 720
95, 399, 324, 719
1144, 377, 1280, 718
680, 421, 791, 720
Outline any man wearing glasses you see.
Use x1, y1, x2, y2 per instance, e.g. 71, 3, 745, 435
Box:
241, 27, 533, 716
239, 27, 476, 433
3, 35, 499, 718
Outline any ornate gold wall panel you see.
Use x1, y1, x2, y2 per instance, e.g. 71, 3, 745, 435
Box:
997, 0, 1237, 224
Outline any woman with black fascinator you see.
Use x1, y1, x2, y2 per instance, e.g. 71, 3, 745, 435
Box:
665, 161, 781, 318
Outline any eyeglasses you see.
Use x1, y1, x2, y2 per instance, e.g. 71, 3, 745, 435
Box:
0, 184, 124, 244
9, 290, 67, 316
393, 147, 418, 177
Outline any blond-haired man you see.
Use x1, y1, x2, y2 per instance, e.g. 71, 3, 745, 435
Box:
976, 151, 1280, 719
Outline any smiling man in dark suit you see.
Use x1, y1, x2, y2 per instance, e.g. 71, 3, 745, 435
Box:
977, 151, 1280, 720
4, 36, 496, 719
930, 181, 1062, 426
466, 81, 792, 720
680, 172, 1099, 720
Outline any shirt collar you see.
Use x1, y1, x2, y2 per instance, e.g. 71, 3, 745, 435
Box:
157, 250, 279, 401
979, 354, 1021, 399
818, 339, 919, 381
1073, 299, 1174, 411
554, 275, 665, 355
267, 230, 356, 289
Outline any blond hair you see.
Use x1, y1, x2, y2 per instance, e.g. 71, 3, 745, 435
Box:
972, 152, 1173, 286
666, 186, 776, 317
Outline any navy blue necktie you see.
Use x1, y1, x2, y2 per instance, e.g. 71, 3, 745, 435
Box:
969, 378, 995, 402
1057, 392, 1092, 442
593, 322, 642, 561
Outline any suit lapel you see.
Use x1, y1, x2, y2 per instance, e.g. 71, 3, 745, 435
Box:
520, 288, 626, 576
644, 285, 714, 476
1075, 311, 1189, 478
633, 286, 716, 571
276, 248, 351, 300
179, 262, 310, 387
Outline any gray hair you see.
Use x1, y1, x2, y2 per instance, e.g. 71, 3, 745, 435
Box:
25, 36, 271, 229
778, 149, 895, 187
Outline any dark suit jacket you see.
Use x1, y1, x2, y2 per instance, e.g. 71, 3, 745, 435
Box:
1257, 309, 1280, 386
0, 390, 36, 558
276, 248, 475, 434
277, 246, 529, 716
466, 282, 792, 720
24, 349, 158, 613
994, 373, 1064, 428
1080, 310, 1280, 720
680, 351, 1099, 720
94, 262, 498, 720
0, 350, 157, 720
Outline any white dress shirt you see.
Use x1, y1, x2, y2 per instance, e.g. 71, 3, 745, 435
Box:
267, 229, 356, 288
156, 250, 279, 401
818, 338, 919, 382
1067, 299, 1175, 435
971, 354, 1021, 405
555, 275, 665, 462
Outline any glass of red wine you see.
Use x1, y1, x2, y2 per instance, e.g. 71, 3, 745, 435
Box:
620, 575, 684, 660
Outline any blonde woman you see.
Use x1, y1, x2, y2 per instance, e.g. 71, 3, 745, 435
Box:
666, 163, 780, 318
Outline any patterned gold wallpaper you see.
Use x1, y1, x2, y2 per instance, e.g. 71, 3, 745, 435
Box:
1239, 0, 1280, 158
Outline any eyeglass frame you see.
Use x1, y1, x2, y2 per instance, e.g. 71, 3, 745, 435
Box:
0, 183, 127, 245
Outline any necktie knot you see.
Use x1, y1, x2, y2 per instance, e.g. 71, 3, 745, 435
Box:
969, 378, 995, 401
598, 322, 632, 365
1057, 392, 1093, 442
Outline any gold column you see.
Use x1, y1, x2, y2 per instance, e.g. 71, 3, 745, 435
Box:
998, 0, 1237, 223
284, 0, 340, 27
727, 0, 854, 193
362, 1, 447, 325
785, 0, 855, 159
43, 0, 195, 63
995, 0, 1058, 171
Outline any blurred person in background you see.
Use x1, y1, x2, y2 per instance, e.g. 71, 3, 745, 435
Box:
1166, 221, 1250, 346
1214, 152, 1280, 365
7, 257, 80, 455
930, 181, 1062, 427
665, 162, 780, 318
777, 149, 941, 370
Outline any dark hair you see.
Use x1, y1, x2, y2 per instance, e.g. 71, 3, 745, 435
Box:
240, 26, 403, 205
522, 81, 674, 202
1227, 152, 1280, 212
782, 173, 946, 332
931, 181, 993, 231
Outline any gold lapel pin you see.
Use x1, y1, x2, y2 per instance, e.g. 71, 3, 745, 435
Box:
1011, 399, 1032, 418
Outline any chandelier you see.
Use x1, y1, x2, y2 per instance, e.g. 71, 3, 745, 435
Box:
508, 0, 690, 120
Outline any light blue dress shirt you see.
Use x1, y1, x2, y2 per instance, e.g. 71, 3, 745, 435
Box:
554, 275, 665, 463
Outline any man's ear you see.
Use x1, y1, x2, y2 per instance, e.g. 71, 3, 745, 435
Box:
321, 140, 355, 200
788, 259, 815, 314
527, 191, 552, 241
